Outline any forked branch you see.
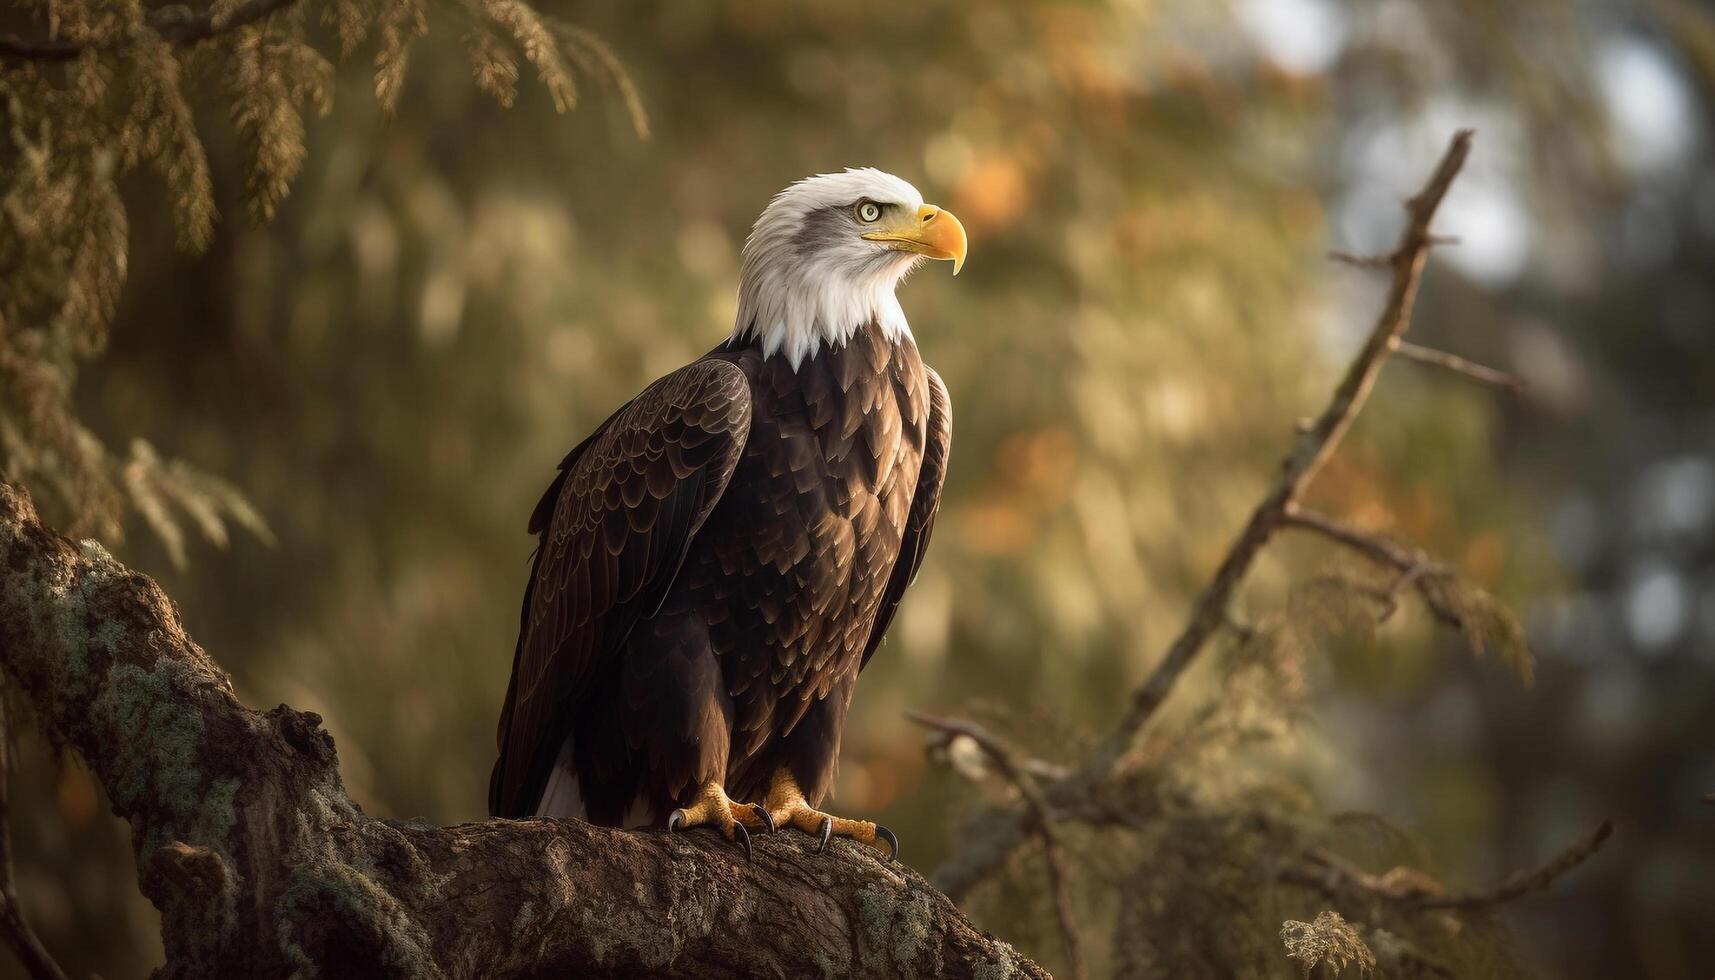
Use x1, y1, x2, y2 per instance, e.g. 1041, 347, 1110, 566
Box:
1090, 129, 1475, 774
929, 133, 1570, 926
908, 712, 1086, 980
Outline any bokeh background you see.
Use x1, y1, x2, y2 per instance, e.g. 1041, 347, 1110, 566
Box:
8, 0, 1715, 976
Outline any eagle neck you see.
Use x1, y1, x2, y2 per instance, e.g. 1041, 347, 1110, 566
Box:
731, 253, 921, 371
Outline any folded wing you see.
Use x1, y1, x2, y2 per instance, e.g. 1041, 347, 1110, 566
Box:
489, 359, 752, 817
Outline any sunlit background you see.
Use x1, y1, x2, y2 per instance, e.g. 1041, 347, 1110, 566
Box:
9, 0, 1715, 976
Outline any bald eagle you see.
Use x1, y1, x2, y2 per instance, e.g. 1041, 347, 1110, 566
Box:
489, 169, 965, 860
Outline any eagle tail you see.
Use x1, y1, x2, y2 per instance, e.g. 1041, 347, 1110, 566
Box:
531, 735, 586, 819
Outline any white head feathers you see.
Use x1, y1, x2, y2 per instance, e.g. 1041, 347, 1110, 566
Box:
732, 168, 928, 369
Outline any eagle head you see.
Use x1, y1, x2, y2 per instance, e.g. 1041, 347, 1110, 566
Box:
733, 168, 968, 368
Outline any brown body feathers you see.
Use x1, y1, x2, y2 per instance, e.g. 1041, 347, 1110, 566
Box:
489, 320, 951, 822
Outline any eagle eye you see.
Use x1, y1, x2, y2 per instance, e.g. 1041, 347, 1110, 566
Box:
855, 201, 882, 223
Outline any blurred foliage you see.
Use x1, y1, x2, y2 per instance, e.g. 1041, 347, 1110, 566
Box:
3, 0, 1713, 977
0, 0, 641, 558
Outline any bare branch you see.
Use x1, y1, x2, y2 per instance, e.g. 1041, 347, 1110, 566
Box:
1391, 340, 1525, 392
1329, 250, 1392, 269
908, 712, 1086, 980
1375, 561, 1428, 623
932, 130, 1481, 901
1283, 821, 1613, 913
1092, 129, 1475, 773
1279, 505, 1474, 630
1418, 820, 1613, 910
0, 707, 70, 980
0, 0, 297, 62
1280, 505, 1439, 573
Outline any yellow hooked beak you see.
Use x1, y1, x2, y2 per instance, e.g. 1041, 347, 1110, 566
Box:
862, 204, 969, 275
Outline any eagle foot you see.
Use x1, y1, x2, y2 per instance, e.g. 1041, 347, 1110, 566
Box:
666, 782, 767, 861
761, 768, 898, 862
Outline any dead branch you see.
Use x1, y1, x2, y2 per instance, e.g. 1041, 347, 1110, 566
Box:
1281, 505, 1439, 573
0, 477, 1046, 980
1282, 821, 1612, 913
1417, 820, 1613, 910
908, 712, 1085, 980
1279, 505, 1469, 630
0, 0, 297, 62
1328, 250, 1392, 269
1391, 340, 1525, 392
1089, 129, 1474, 776
931, 131, 1547, 909
0, 708, 69, 980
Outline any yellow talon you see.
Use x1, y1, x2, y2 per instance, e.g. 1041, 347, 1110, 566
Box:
666, 781, 766, 860
761, 767, 898, 861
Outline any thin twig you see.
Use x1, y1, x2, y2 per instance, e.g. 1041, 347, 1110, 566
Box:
1284, 821, 1613, 912
1391, 340, 1525, 392
1376, 560, 1429, 623
1329, 250, 1392, 269
0, 703, 71, 980
1280, 506, 1438, 573
1418, 820, 1613, 910
907, 711, 1087, 980
1279, 506, 1467, 630
0, 0, 297, 61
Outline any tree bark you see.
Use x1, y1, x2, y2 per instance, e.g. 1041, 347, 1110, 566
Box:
0, 477, 1046, 979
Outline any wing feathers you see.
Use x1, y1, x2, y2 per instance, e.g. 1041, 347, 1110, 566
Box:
859, 365, 952, 672
489, 359, 751, 817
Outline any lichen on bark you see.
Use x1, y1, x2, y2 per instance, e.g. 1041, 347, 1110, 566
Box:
0, 478, 1046, 979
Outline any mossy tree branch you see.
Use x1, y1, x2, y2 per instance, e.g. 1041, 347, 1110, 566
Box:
0, 477, 1046, 979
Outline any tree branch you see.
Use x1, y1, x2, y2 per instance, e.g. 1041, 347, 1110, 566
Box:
1417, 820, 1613, 910
930, 129, 1479, 902
1282, 820, 1613, 912
907, 712, 1085, 980
1391, 340, 1524, 392
1092, 129, 1474, 771
0, 0, 297, 62
1279, 505, 1472, 630
0, 477, 1045, 979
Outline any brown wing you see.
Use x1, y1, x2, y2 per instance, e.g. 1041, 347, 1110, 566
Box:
860, 364, 952, 671
489, 358, 752, 817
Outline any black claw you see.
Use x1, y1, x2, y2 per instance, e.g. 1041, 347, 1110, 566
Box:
814, 816, 833, 854
751, 803, 776, 834
667, 809, 686, 834
733, 821, 753, 861
874, 825, 899, 863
